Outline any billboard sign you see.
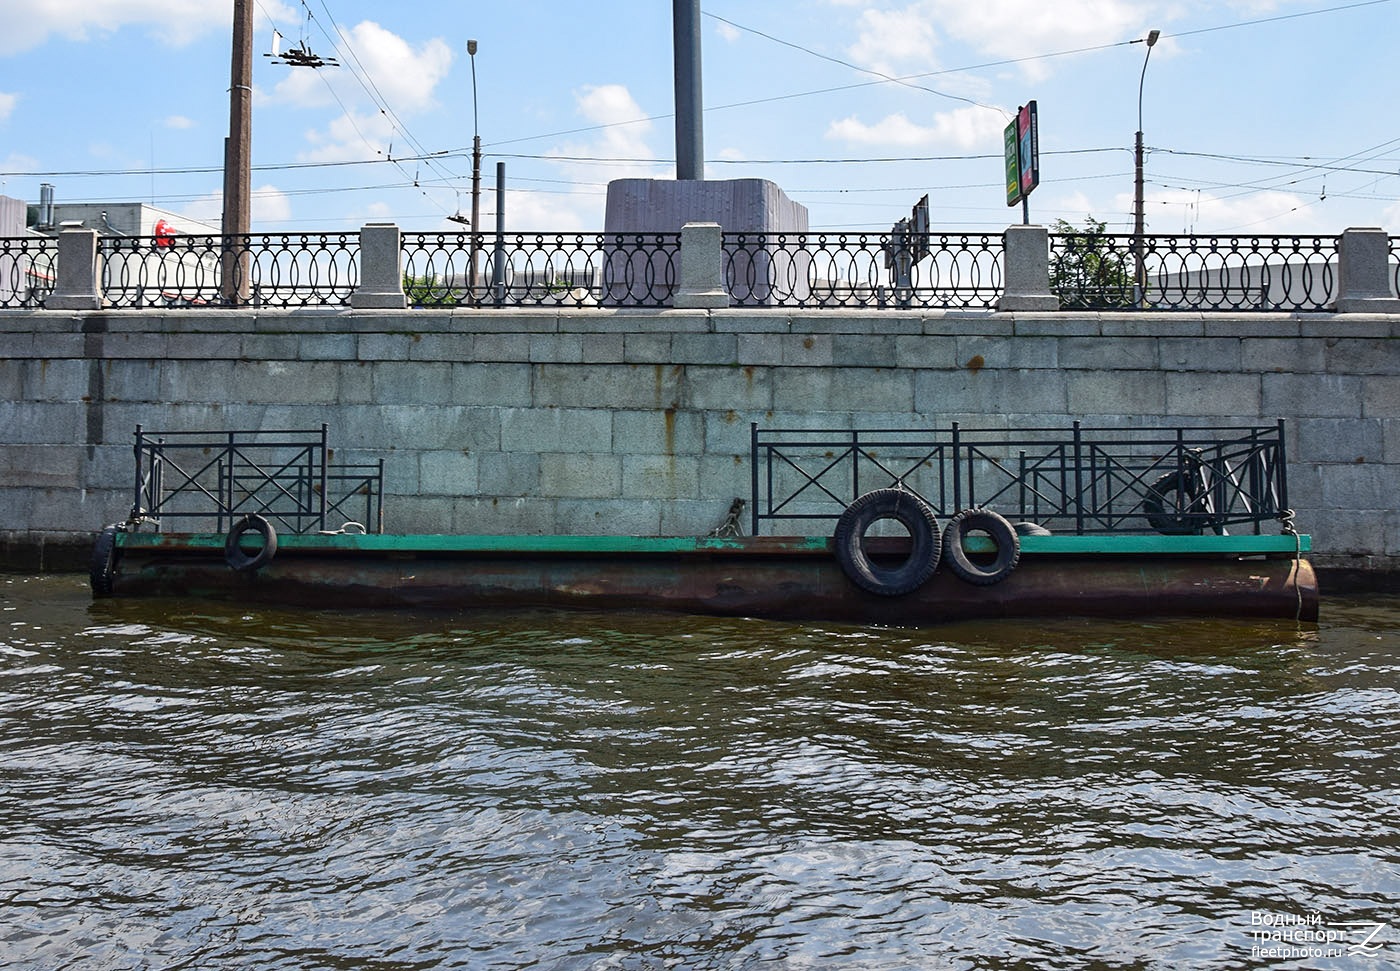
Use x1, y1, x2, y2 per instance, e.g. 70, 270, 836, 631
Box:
1004, 100, 1040, 206
1004, 118, 1022, 206
1018, 101, 1040, 197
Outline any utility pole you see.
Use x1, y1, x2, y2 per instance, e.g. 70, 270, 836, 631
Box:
672, 0, 703, 180
221, 0, 254, 305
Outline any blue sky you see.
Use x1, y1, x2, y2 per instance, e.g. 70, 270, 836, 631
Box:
0, 0, 1396, 236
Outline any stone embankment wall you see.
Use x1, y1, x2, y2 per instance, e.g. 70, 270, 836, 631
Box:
1, 306, 1397, 579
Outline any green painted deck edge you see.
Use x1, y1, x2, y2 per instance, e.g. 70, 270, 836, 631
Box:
1015, 534, 1310, 555
118, 533, 834, 554
116, 532, 1311, 556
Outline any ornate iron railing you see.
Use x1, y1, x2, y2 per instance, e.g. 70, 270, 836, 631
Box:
1050, 232, 1337, 311
401, 232, 680, 308
722, 232, 1003, 309
750, 421, 1290, 536
99, 233, 358, 308
130, 424, 383, 535
6, 228, 1377, 312
0, 236, 57, 308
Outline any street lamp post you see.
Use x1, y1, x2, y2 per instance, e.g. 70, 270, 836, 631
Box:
1133, 28, 1160, 306
467, 39, 482, 302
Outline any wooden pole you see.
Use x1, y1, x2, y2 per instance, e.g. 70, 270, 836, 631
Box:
221, 0, 254, 305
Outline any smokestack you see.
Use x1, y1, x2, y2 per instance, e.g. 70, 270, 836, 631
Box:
38, 183, 55, 231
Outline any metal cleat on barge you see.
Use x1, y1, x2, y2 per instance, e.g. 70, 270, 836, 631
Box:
89, 421, 1318, 624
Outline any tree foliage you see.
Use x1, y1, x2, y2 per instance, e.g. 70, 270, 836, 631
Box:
1050, 216, 1134, 310
403, 273, 464, 307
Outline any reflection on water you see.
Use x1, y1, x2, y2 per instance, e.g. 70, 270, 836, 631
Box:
1, 575, 1397, 969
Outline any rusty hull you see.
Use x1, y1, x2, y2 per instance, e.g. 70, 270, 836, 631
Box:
105, 535, 1319, 624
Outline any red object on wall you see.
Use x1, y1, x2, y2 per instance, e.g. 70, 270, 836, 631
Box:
154, 219, 175, 247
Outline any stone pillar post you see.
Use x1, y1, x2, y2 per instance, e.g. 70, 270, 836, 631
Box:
997, 224, 1060, 311
673, 221, 729, 309
46, 225, 101, 310
1334, 227, 1400, 313
351, 222, 407, 309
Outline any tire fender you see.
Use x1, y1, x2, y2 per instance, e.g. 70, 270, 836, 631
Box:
90, 524, 120, 597
832, 489, 941, 596
1142, 470, 1219, 535
225, 514, 278, 573
943, 508, 1020, 586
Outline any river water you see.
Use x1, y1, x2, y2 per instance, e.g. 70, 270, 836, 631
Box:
1, 574, 1397, 970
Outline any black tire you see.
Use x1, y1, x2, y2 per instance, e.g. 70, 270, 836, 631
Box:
943, 508, 1020, 586
1143, 471, 1221, 535
225, 514, 278, 572
90, 524, 120, 597
832, 489, 941, 596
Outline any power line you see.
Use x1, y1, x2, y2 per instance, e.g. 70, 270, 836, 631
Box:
433, 2, 1397, 166
484, 26, 1151, 152
1155, 148, 1400, 179
487, 147, 1125, 166
1166, 0, 1395, 40
304, 0, 460, 214
701, 11, 1012, 119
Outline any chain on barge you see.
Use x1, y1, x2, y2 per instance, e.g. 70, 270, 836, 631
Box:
89, 421, 1318, 624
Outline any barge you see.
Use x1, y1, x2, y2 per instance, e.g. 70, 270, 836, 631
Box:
89, 422, 1319, 623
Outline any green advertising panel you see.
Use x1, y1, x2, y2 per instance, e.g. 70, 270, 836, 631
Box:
1004, 117, 1022, 206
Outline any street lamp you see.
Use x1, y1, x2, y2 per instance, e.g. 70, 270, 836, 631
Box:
1133, 28, 1160, 306
467, 38, 482, 300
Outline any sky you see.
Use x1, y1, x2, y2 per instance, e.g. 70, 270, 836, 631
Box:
0, 0, 1397, 236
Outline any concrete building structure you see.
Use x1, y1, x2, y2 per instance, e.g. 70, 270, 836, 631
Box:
0, 190, 223, 310
1, 303, 1397, 580
0, 222, 1396, 584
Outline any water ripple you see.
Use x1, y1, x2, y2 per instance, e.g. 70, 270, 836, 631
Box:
0, 577, 1396, 968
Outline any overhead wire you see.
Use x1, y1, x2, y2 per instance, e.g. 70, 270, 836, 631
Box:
701, 11, 1012, 119
249, 0, 460, 217
305, 0, 460, 215
9, 0, 1395, 229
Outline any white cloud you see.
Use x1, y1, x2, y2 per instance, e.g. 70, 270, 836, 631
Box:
1099, 185, 1327, 235
1186, 190, 1323, 234
576, 84, 653, 140
926, 0, 1144, 78
847, 6, 940, 77
180, 184, 292, 229
494, 187, 592, 234
827, 106, 1005, 150
1047, 177, 1345, 235
0, 92, 16, 122
1383, 200, 1400, 234
179, 192, 223, 227
713, 20, 742, 43
252, 184, 293, 225
288, 23, 453, 163
0, 0, 296, 55
841, 0, 1147, 83
272, 21, 452, 112
549, 84, 661, 182
163, 114, 194, 130
0, 152, 39, 180
496, 83, 665, 230
300, 110, 397, 163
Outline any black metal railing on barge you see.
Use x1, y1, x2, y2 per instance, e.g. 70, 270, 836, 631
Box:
129, 425, 383, 535
750, 421, 1290, 537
